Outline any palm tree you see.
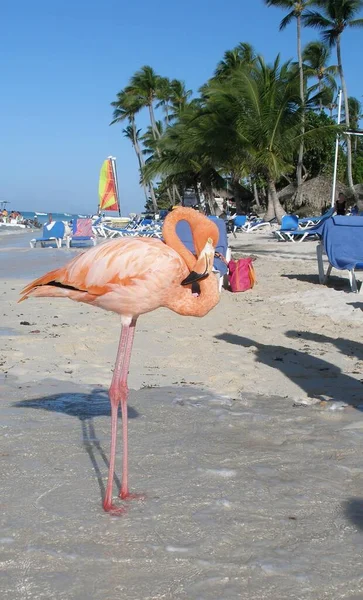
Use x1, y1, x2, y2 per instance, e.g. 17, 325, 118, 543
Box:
154, 79, 186, 203
128, 66, 182, 206
225, 56, 301, 221
302, 41, 338, 111
169, 79, 192, 120
155, 77, 173, 125
110, 90, 158, 212
145, 53, 339, 221
127, 66, 161, 139
214, 42, 257, 79
320, 85, 338, 117
303, 0, 363, 190
141, 122, 164, 160
347, 96, 362, 130
347, 96, 363, 154
143, 102, 227, 214
264, 1, 315, 189
146, 56, 314, 222
122, 125, 151, 205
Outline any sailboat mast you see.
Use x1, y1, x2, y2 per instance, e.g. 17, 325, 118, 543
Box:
109, 156, 121, 216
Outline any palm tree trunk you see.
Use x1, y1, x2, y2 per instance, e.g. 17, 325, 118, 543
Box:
264, 178, 286, 224
174, 186, 182, 202
131, 132, 149, 205
149, 99, 175, 205
194, 183, 202, 209
318, 78, 323, 113
148, 102, 160, 139
165, 105, 170, 127
204, 188, 216, 215
131, 119, 158, 212
253, 182, 261, 209
264, 189, 275, 222
336, 36, 354, 192
296, 14, 305, 189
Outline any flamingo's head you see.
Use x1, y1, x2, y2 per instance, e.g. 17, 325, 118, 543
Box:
181, 237, 215, 286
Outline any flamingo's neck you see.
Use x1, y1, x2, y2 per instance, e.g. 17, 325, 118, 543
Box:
162, 208, 200, 269
161, 207, 220, 317
164, 273, 220, 317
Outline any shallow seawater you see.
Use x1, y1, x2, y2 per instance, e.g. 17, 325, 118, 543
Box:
2, 379, 363, 599
0, 231, 78, 279
0, 327, 21, 336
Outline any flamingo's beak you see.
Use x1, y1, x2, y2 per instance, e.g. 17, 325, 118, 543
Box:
181, 238, 215, 286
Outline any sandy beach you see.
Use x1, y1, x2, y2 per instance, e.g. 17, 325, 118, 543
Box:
1, 229, 363, 600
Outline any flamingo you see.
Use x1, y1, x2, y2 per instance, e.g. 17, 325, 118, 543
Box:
19, 207, 220, 514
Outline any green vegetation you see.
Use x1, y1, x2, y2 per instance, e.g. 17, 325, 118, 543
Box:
111, 0, 363, 221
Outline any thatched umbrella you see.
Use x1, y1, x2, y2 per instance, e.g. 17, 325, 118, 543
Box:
354, 183, 363, 199
278, 176, 353, 216
212, 183, 254, 215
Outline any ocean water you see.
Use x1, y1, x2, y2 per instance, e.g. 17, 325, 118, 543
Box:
20, 211, 89, 225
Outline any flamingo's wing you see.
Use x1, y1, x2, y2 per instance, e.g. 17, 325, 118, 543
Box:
19, 238, 186, 302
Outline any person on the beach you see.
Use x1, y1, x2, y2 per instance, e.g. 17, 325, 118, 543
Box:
335, 192, 346, 216
45, 213, 55, 230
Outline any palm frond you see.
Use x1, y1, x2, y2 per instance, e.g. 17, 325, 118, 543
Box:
264, 0, 294, 7
279, 10, 295, 30
302, 10, 333, 29
348, 18, 363, 28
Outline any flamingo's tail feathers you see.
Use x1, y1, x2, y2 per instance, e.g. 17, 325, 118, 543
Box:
19, 267, 74, 302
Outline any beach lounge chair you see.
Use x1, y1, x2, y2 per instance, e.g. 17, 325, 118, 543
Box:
30, 221, 65, 248
316, 216, 363, 293
233, 216, 248, 232
274, 215, 300, 241
298, 207, 335, 230
231, 215, 271, 236
175, 216, 231, 292
243, 218, 272, 233
275, 209, 334, 243
91, 216, 105, 237
66, 218, 97, 248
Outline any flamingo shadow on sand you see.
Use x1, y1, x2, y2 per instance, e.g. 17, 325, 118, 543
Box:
13, 382, 139, 504
343, 498, 363, 532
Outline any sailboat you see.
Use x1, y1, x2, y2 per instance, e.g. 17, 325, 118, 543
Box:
98, 156, 121, 215
97, 157, 130, 227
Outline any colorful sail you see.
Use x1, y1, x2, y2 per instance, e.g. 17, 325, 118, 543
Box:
98, 158, 120, 212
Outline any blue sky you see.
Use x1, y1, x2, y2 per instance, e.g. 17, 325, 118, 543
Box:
1, 0, 362, 215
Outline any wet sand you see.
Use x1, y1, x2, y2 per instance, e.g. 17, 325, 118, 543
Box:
1, 231, 363, 599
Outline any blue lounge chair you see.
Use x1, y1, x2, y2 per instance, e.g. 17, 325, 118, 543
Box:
298, 207, 335, 230
233, 215, 248, 232
30, 221, 65, 248
66, 218, 97, 248
175, 216, 231, 292
316, 216, 363, 292
274, 215, 299, 241
231, 215, 271, 236
275, 208, 335, 242
243, 218, 272, 233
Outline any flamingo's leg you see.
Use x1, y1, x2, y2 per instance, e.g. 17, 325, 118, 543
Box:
103, 319, 137, 514
118, 320, 141, 500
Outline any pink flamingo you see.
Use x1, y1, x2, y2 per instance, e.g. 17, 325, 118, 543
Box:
19, 208, 220, 514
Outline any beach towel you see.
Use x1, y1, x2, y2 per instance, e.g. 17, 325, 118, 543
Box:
320, 216, 363, 271
73, 218, 93, 237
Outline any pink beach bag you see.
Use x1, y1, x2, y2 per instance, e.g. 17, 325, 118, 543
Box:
228, 257, 256, 292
